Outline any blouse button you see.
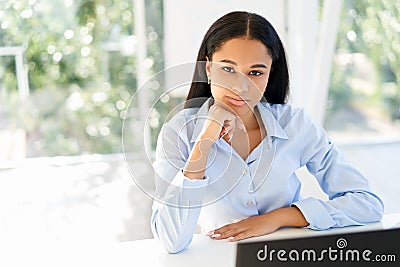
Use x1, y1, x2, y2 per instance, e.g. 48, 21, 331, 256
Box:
246, 201, 254, 207
242, 168, 247, 175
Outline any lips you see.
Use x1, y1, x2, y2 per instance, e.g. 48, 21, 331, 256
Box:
226, 95, 248, 106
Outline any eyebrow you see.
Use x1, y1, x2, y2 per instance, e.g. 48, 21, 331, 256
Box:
219, 59, 268, 69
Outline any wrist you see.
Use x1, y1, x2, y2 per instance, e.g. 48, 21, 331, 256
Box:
270, 207, 309, 228
195, 136, 214, 148
183, 138, 213, 180
182, 170, 206, 180
197, 132, 218, 144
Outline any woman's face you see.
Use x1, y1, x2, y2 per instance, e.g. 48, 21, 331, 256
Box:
206, 37, 272, 115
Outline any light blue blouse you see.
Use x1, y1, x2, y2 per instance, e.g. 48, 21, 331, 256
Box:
151, 99, 384, 253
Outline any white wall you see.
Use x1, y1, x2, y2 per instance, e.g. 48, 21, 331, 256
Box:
163, 0, 342, 124
163, 0, 286, 67
163, 0, 286, 97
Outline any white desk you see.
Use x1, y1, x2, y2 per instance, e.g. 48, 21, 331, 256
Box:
124, 213, 400, 267
1, 214, 399, 267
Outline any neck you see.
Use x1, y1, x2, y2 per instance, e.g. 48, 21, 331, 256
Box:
238, 106, 262, 131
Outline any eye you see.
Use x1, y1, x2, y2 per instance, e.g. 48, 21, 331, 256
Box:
221, 66, 235, 73
249, 70, 263, 76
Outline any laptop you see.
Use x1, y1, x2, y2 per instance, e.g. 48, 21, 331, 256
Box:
235, 227, 400, 266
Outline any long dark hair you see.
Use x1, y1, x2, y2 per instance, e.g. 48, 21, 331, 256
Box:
184, 11, 290, 108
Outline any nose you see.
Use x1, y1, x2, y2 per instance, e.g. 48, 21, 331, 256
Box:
231, 73, 248, 93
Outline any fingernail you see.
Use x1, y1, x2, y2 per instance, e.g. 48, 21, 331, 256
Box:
211, 233, 221, 238
206, 231, 214, 237
227, 236, 235, 242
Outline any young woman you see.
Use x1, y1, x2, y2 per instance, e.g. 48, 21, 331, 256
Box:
150, 11, 384, 253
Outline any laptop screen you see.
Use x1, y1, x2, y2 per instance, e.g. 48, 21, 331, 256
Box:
235, 227, 400, 266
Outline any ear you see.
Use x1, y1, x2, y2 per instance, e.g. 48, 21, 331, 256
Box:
205, 56, 211, 77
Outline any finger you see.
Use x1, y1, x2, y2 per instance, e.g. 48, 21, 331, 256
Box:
213, 225, 242, 240
230, 231, 253, 242
215, 228, 245, 240
229, 120, 236, 133
219, 128, 227, 138
210, 230, 234, 240
223, 119, 234, 129
235, 117, 245, 132
210, 225, 231, 239
211, 101, 236, 121
223, 124, 234, 136
214, 220, 240, 232
226, 112, 237, 121
228, 131, 233, 142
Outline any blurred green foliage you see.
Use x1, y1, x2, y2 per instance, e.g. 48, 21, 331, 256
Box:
0, 0, 164, 157
1, 0, 399, 157
327, 0, 400, 120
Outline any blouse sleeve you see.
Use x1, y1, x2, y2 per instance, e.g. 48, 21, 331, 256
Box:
150, 121, 209, 253
292, 110, 384, 230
